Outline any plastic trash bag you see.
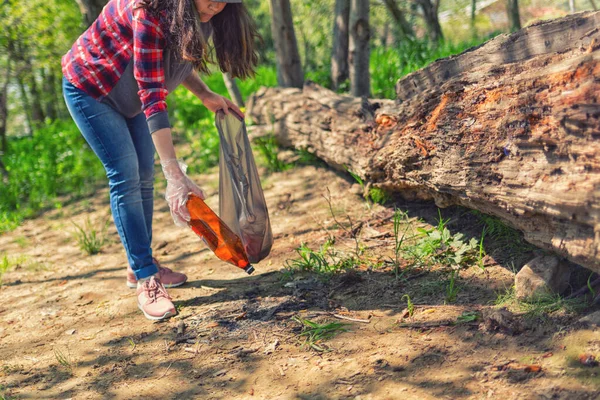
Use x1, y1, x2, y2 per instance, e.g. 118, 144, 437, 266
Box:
216, 110, 273, 263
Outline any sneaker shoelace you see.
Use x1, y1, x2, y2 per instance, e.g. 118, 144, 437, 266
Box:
142, 277, 172, 304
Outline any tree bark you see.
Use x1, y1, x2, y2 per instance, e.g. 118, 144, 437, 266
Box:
415, 0, 443, 43
222, 72, 245, 108
331, 0, 350, 90
349, 0, 370, 97
269, 0, 304, 88
247, 11, 600, 274
17, 74, 33, 136
507, 0, 521, 32
74, 0, 108, 26
471, 0, 477, 36
42, 67, 58, 120
28, 64, 45, 126
0, 50, 11, 154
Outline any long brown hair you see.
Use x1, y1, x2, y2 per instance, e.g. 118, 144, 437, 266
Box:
138, 0, 260, 79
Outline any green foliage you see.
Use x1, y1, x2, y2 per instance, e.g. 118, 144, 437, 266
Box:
53, 347, 74, 374
410, 210, 479, 269
284, 240, 355, 277
368, 187, 390, 205
401, 294, 415, 317
495, 286, 588, 318
471, 210, 536, 255
370, 38, 486, 99
587, 273, 597, 298
0, 120, 104, 233
456, 311, 480, 323
392, 209, 413, 279
445, 269, 460, 303
71, 217, 109, 255
292, 316, 349, 352
254, 135, 293, 173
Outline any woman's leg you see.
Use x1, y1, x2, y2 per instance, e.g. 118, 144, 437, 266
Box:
126, 113, 155, 242
62, 78, 158, 280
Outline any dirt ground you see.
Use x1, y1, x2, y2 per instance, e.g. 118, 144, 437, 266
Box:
1, 164, 599, 400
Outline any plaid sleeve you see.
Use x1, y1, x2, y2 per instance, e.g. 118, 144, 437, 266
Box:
132, 6, 168, 122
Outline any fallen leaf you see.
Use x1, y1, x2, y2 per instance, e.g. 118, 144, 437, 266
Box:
523, 365, 542, 373
65, 329, 76, 335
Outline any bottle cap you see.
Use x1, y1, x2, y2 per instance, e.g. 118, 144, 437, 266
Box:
243, 264, 255, 275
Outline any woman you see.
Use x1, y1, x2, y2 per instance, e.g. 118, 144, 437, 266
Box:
62, 0, 260, 320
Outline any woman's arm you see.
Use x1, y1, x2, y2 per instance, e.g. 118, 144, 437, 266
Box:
182, 70, 244, 118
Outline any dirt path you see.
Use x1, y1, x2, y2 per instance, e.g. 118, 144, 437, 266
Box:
1, 165, 599, 400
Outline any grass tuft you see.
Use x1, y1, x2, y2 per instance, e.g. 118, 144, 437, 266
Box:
292, 316, 349, 352
72, 217, 109, 255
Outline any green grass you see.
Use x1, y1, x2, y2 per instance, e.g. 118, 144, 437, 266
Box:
370, 38, 488, 99
292, 316, 349, 352
495, 286, 588, 319
456, 311, 480, 324
471, 210, 535, 256
283, 240, 356, 278
0, 120, 105, 233
72, 217, 109, 255
53, 347, 74, 374
391, 209, 413, 279
254, 135, 293, 173
0, 253, 29, 286
401, 294, 415, 318
410, 210, 480, 270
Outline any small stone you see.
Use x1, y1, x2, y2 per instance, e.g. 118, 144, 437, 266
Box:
578, 311, 600, 328
515, 255, 571, 300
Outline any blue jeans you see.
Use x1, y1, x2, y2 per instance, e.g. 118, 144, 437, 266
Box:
62, 77, 159, 280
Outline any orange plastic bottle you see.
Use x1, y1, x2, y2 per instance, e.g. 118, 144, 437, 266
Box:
186, 194, 254, 274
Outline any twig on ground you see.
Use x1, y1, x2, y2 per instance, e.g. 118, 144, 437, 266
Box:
308, 311, 371, 324
157, 361, 174, 379
566, 277, 600, 299
398, 321, 479, 329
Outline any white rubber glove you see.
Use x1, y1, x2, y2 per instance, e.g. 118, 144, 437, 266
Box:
161, 159, 205, 227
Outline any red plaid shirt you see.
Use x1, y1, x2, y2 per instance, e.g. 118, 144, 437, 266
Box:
62, 0, 168, 120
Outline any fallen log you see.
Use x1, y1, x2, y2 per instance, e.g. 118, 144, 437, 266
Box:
246, 11, 600, 274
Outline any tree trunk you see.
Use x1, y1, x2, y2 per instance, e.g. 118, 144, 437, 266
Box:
507, 0, 521, 32
471, 0, 477, 36
222, 72, 245, 108
331, 0, 350, 90
0, 52, 11, 154
247, 11, 600, 274
349, 0, 370, 97
42, 68, 58, 120
269, 0, 304, 88
570, 0, 576, 13
383, 0, 415, 42
415, 0, 443, 43
590, 0, 598, 11
74, 0, 108, 26
28, 65, 45, 126
17, 74, 33, 136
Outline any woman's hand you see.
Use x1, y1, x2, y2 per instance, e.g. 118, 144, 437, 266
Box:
199, 90, 244, 119
161, 159, 206, 227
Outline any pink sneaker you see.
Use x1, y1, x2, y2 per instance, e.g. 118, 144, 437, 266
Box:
136, 276, 176, 320
127, 258, 187, 289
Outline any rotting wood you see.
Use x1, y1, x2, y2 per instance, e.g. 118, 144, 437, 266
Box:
247, 11, 600, 274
